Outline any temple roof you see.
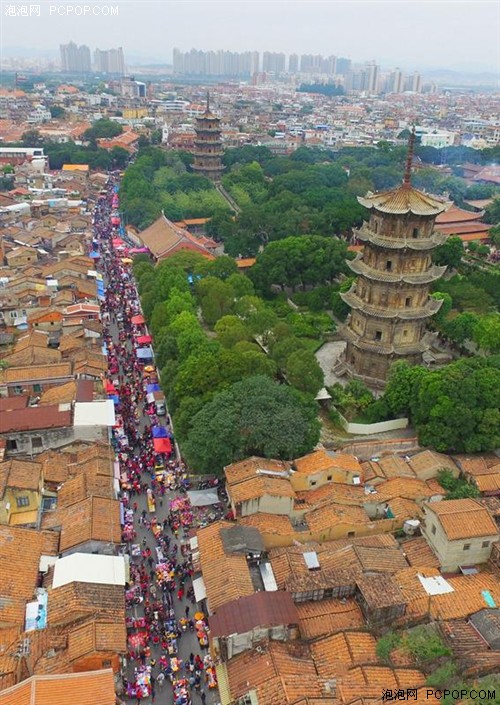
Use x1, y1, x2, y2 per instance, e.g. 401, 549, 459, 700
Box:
358, 185, 451, 216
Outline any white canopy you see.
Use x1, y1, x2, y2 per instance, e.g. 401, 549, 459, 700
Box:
187, 489, 219, 507
52, 553, 128, 589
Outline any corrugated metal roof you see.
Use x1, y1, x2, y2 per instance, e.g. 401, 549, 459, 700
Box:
209, 590, 298, 638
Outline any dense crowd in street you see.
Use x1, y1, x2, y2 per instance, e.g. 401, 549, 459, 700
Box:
93, 178, 219, 705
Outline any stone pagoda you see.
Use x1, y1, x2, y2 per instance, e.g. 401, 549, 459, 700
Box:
340, 130, 452, 386
191, 93, 224, 181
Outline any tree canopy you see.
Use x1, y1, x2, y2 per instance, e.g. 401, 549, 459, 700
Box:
183, 375, 321, 474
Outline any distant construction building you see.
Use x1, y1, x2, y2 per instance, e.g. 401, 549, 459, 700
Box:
339, 130, 451, 386
60, 41, 91, 73
191, 94, 224, 182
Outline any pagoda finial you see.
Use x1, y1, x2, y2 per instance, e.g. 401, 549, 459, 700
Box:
403, 125, 416, 187
206, 91, 210, 112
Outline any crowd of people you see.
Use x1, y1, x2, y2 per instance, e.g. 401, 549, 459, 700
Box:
93, 178, 218, 705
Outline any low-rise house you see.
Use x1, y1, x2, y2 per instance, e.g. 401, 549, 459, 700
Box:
468, 609, 500, 650
195, 521, 258, 615
228, 474, 296, 518
356, 573, 407, 627
210, 591, 299, 661
0, 403, 73, 455
0, 669, 117, 705
0, 458, 43, 526
422, 498, 499, 571
1, 362, 73, 397
454, 455, 500, 496
5, 246, 38, 268
291, 449, 364, 491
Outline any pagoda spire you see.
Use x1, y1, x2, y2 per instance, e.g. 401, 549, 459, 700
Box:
403, 126, 416, 187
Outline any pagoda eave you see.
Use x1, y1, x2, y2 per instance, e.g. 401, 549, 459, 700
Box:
340, 289, 442, 320
341, 325, 430, 355
347, 256, 446, 285
355, 224, 447, 250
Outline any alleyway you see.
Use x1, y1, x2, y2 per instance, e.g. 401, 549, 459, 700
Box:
94, 178, 220, 705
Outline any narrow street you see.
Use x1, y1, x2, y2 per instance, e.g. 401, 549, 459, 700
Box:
94, 178, 220, 705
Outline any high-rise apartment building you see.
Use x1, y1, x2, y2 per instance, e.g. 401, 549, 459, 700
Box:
388, 67, 404, 93
262, 51, 286, 73
288, 54, 299, 73
335, 57, 352, 75
173, 48, 258, 76
60, 41, 91, 73
94, 47, 125, 75
405, 71, 422, 93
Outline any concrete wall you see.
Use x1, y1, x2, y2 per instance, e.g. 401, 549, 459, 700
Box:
338, 437, 420, 461
336, 408, 409, 435
240, 494, 294, 518
254, 516, 401, 549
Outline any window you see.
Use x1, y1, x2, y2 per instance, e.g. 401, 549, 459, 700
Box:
431, 524, 436, 535
375, 331, 382, 341
412, 227, 419, 238
463, 543, 471, 551
6, 439, 17, 451
405, 297, 412, 307
9, 311, 18, 319
482, 540, 490, 548
327, 475, 332, 481
102, 659, 112, 668
16, 496, 30, 508
32, 436, 43, 449
13, 386, 23, 395
347, 531, 355, 538
310, 481, 317, 487
33, 384, 42, 393
385, 260, 392, 271
403, 330, 408, 338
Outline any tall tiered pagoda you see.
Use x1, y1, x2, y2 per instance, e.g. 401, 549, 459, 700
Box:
340, 131, 452, 386
191, 93, 224, 181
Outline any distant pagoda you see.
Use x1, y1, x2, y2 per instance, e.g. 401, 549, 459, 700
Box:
339, 129, 452, 386
191, 92, 224, 181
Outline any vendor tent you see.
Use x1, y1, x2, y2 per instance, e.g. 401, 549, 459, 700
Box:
136, 335, 152, 345
187, 489, 220, 507
193, 576, 207, 603
136, 347, 153, 360
131, 314, 145, 325
152, 425, 167, 438
146, 383, 160, 393
153, 437, 172, 454
105, 381, 117, 394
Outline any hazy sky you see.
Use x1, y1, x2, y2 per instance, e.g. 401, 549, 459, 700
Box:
2, 0, 500, 71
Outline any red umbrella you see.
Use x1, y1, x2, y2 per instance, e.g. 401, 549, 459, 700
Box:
131, 315, 145, 325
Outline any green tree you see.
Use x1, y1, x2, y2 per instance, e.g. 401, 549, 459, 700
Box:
196, 277, 235, 326
442, 312, 479, 345
410, 357, 500, 452
21, 129, 44, 147
84, 118, 123, 140
49, 105, 66, 119
384, 361, 430, 417
214, 315, 250, 348
432, 236, 464, 268
430, 292, 453, 324
285, 349, 324, 396
437, 469, 480, 500
473, 314, 500, 354
183, 375, 321, 474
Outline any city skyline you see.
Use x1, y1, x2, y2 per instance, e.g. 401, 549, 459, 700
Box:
1, 1, 499, 73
